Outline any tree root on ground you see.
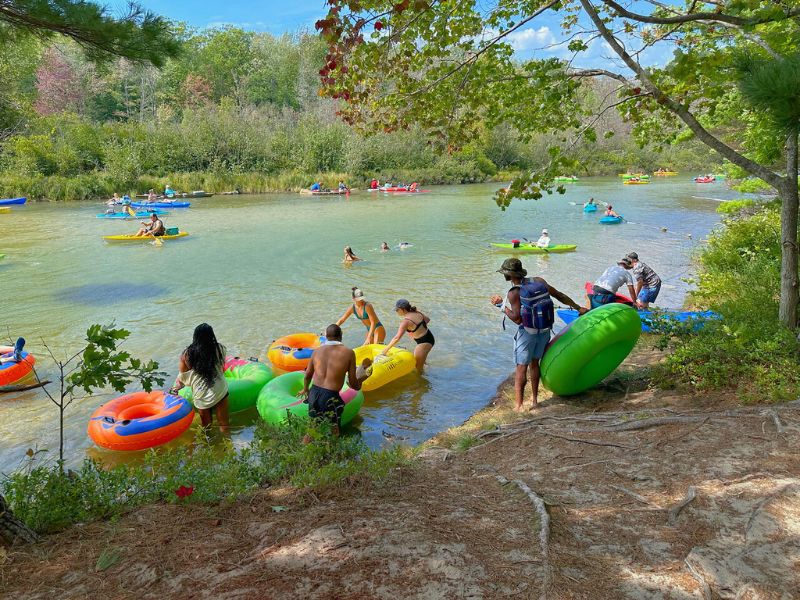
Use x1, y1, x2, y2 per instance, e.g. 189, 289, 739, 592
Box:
667, 486, 697, 525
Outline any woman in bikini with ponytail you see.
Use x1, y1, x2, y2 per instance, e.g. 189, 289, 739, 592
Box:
335, 287, 386, 345
381, 299, 434, 371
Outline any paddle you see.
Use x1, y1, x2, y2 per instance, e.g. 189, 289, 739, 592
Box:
150, 234, 163, 247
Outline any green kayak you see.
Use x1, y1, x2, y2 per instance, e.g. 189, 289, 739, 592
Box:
491, 243, 577, 253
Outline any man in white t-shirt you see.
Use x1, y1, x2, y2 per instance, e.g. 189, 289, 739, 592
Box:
586, 257, 637, 310
535, 229, 551, 248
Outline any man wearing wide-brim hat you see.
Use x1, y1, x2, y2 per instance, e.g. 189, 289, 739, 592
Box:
490, 258, 585, 411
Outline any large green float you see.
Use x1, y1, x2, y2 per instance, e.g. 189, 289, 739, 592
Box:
257, 371, 364, 426
541, 304, 641, 396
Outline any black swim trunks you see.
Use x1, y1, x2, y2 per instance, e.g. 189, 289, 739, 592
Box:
307, 385, 345, 426
414, 329, 435, 346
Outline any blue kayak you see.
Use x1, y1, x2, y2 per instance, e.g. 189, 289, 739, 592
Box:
0, 197, 26, 206
96, 209, 169, 219
583, 204, 598, 213
131, 201, 191, 209
599, 215, 623, 224
557, 308, 721, 333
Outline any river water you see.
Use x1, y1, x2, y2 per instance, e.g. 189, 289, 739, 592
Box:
0, 177, 738, 469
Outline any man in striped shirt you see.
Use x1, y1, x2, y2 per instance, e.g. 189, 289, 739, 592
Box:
627, 252, 662, 308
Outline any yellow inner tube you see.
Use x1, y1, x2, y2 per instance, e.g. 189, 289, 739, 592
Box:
353, 344, 416, 392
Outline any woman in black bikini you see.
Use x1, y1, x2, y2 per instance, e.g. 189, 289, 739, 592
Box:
335, 287, 386, 344
381, 299, 434, 371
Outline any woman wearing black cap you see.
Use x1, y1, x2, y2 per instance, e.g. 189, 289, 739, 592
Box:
380, 299, 434, 371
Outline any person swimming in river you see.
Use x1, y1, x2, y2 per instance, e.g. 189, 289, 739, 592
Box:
343, 246, 362, 263
398, 242, 413, 249
335, 287, 386, 344
381, 242, 390, 252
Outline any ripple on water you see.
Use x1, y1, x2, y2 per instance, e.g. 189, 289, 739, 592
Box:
53, 282, 169, 306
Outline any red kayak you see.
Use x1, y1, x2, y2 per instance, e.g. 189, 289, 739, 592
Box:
694, 176, 715, 183
369, 187, 430, 193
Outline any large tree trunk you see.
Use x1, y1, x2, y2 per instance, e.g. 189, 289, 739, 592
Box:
0, 493, 38, 546
780, 132, 800, 329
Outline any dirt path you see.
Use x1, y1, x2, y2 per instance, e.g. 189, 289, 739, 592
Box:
3, 350, 799, 599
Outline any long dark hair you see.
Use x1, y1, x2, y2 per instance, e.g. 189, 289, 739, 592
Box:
185, 323, 224, 388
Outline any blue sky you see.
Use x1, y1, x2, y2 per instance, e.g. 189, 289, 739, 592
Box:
132, 0, 674, 69
136, 0, 325, 34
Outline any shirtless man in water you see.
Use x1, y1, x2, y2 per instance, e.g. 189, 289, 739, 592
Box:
298, 324, 368, 441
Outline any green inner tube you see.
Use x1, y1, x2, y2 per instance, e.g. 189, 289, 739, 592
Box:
180, 361, 274, 413
256, 371, 364, 426
541, 304, 641, 396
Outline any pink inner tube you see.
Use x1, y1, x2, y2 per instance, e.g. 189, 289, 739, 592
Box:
224, 356, 249, 370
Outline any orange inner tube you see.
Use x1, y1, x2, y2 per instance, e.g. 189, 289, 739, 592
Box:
0, 345, 36, 387
87, 390, 195, 451
267, 332, 322, 372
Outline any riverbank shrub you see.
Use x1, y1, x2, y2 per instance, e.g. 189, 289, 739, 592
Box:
654, 201, 800, 401
3, 419, 407, 534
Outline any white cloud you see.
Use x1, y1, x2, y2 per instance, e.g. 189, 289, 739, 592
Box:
507, 26, 557, 51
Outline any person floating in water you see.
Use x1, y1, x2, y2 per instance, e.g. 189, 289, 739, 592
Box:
535, 229, 551, 248
343, 246, 362, 263
586, 257, 637, 310
381, 299, 434, 372
491, 259, 584, 411
297, 324, 369, 442
381, 242, 390, 251
0, 337, 25, 364
335, 287, 386, 344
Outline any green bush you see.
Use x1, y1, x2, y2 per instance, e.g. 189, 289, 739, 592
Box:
654, 202, 800, 401
3, 419, 407, 535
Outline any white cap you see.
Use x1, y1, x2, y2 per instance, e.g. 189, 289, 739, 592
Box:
352, 288, 365, 300
542, 229, 549, 234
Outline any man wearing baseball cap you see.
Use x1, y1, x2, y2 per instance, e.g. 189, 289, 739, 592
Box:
586, 257, 637, 309
627, 252, 662, 308
490, 258, 585, 411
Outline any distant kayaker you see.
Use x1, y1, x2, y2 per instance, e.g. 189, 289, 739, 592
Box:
164, 184, 175, 197
134, 213, 165, 237
382, 299, 434, 371
343, 246, 362, 263
585, 197, 596, 207
310, 182, 321, 191
605, 204, 620, 218
535, 229, 551, 248
107, 193, 121, 206
170, 323, 229, 432
370, 178, 379, 190
409, 182, 419, 192
586, 257, 637, 310
491, 259, 585, 411
627, 252, 662, 309
297, 324, 367, 441
335, 287, 386, 344
381, 242, 390, 251
147, 189, 157, 202
338, 181, 349, 192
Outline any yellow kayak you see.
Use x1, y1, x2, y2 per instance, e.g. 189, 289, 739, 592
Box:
623, 180, 650, 185
0, 207, 10, 214
653, 171, 678, 176
353, 344, 416, 392
103, 232, 189, 242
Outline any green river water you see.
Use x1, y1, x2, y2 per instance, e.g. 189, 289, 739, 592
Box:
0, 177, 738, 469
